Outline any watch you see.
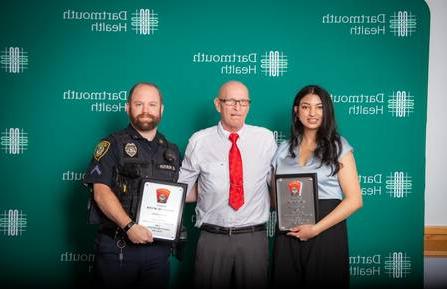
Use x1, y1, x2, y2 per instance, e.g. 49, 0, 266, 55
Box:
123, 221, 136, 232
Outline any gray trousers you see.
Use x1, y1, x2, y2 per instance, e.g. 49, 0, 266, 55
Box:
194, 230, 269, 289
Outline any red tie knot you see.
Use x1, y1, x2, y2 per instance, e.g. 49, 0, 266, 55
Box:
229, 133, 239, 143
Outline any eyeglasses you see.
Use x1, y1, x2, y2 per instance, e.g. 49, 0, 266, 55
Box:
218, 98, 251, 107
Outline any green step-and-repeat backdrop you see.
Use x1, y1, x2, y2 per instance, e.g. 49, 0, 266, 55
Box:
0, 0, 429, 288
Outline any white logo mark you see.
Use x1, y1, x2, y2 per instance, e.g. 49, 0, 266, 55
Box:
384, 252, 411, 278
1, 128, 29, 155
388, 91, 414, 118
389, 11, 416, 37
131, 9, 159, 35
261, 51, 288, 77
1, 47, 29, 73
0, 209, 27, 236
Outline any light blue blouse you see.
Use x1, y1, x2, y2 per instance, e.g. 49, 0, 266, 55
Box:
272, 136, 352, 200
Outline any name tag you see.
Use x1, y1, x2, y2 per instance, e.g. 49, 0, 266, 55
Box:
158, 164, 176, 171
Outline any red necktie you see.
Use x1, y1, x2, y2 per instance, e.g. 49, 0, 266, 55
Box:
229, 133, 244, 210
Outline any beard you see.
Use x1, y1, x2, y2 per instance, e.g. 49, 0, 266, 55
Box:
130, 112, 161, 132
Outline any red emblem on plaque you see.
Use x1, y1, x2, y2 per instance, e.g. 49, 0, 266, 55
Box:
156, 188, 171, 203
288, 180, 303, 196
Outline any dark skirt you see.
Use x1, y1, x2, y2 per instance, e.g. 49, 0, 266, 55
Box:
272, 199, 349, 289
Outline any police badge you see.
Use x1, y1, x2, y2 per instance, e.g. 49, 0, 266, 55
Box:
124, 142, 138, 157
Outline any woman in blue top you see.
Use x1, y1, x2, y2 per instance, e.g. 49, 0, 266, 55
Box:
271, 85, 363, 288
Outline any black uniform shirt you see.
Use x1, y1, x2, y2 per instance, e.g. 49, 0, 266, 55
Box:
84, 124, 180, 191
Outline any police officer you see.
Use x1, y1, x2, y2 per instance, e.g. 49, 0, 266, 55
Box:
83, 82, 180, 289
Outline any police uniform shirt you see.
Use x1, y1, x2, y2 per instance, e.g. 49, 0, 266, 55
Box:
84, 124, 180, 195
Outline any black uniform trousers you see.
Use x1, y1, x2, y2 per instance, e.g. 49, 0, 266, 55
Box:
93, 232, 171, 289
272, 199, 349, 289
194, 228, 269, 289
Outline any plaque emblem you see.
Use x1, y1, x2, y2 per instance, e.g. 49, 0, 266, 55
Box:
156, 188, 171, 203
288, 180, 303, 196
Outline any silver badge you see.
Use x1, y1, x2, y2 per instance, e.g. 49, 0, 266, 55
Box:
124, 143, 138, 157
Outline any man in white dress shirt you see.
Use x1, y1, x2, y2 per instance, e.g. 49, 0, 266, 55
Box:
179, 80, 277, 289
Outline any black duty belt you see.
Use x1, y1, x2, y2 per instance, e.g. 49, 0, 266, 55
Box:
200, 223, 266, 235
98, 226, 123, 240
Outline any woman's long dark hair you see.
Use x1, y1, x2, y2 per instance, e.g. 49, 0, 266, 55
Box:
289, 85, 342, 175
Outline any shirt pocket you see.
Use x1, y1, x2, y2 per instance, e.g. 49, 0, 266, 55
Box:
201, 161, 227, 179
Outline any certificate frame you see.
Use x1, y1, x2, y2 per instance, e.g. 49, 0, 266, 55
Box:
275, 173, 319, 231
135, 178, 187, 241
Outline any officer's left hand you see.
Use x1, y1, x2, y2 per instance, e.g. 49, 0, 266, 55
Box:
126, 224, 154, 244
287, 224, 318, 241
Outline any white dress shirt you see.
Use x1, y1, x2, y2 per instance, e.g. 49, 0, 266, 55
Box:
179, 122, 277, 228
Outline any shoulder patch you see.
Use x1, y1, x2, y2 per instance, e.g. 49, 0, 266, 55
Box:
94, 140, 111, 161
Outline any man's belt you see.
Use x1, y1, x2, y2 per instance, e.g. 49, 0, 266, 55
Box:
98, 225, 122, 240
200, 223, 266, 235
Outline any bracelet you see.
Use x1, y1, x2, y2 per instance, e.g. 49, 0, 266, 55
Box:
123, 221, 136, 232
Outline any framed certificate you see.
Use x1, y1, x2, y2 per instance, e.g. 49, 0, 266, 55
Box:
135, 178, 187, 241
275, 173, 318, 231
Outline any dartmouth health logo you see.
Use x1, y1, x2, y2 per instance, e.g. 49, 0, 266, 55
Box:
131, 9, 159, 35
350, 251, 412, 278
384, 251, 412, 278
260, 51, 288, 77
389, 11, 417, 37
62, 8, 159, 36
1, 47, 29, 74
321, 10, 417, 38
386, 171, 412, 199
387, 91, 415, 118
192, 50, 288, 78
0, 209, 27, 237
1, 128, 28, 155
331, 90, 415, 118
359, 170, 413, 199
